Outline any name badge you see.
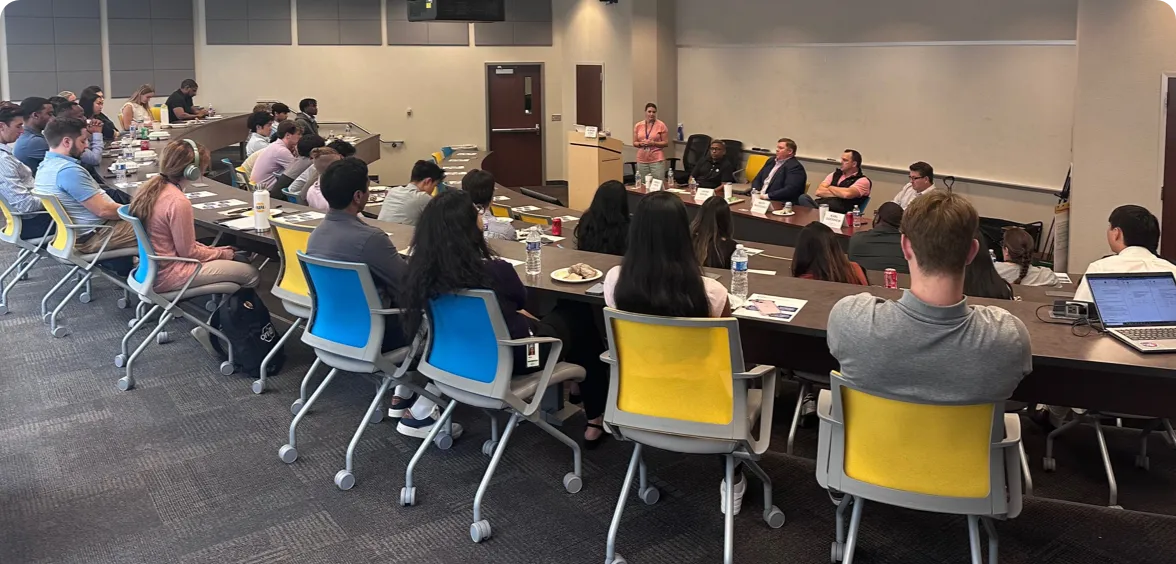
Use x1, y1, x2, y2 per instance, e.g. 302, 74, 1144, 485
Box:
584, 126, 598, 138
750, 198, 772, 215
648, 179, 664, 192
526, 343, 540, 368
694, 187, 715, 201
821, 211, 847, 230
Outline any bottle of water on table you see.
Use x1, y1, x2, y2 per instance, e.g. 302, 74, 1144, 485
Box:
525, 226, 542, 275
730, 244, 749, 304
114, 161, 127, 186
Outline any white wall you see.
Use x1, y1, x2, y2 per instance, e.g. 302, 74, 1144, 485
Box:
555, 0, 632, 136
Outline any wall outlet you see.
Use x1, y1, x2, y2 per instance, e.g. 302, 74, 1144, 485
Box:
407, 108, 413, 117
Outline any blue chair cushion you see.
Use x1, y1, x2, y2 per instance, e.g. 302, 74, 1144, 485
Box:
428, 294, 498, 384
304, 262, 372, 349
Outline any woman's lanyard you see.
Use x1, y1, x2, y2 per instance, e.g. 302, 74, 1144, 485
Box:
643, 121, 656, 152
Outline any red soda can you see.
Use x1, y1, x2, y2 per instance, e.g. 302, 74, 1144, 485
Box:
884, 268, 899, 289
552, 217, 562, 236
846, 210, 855, 227
140, 139, 150, 151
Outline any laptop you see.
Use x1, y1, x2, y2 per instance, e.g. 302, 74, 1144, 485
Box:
1087, 272, 1176, 353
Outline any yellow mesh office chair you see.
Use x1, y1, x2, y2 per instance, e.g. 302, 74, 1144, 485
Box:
518, 212, 553, 227
601, 308, 782, 564
431, 151, 445, 165
743, 154, 770, 184
0, 193, 54, 315
489, 203, 513, 218
257, 220, 317, 396
151, 106, 162, 122
815, 373, 1023, 564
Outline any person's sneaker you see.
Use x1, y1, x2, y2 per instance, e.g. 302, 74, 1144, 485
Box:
799, 393, 817, 428
190, 326, 217, 357
397, 406, 465, 440
388, 394, 417, 419
719, 472, 747, 516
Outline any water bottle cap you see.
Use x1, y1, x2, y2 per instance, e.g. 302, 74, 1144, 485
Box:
736, 244, 744, 249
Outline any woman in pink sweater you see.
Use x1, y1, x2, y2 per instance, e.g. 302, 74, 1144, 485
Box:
126, 140, 260, 293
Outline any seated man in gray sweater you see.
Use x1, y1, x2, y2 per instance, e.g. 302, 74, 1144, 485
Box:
827, 190, 1032, 404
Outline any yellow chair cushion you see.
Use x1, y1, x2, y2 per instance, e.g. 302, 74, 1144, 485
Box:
745, 154, 770, 183
842, 388, 993, 498
614, 318, 733, 425
1, 202, 13, 238
273, 224, 311, 298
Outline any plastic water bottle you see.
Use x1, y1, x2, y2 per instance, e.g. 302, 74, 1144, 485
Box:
850, 205, 861, 226
525, 226, 542, 275
114, 162, 126, 186
344, 123, 352, 136
730, 244, 749, 303
688, 176, 698, 190
253, 186, 271, 232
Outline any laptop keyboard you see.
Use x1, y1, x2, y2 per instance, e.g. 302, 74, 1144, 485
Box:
1119, 327, 1176, 341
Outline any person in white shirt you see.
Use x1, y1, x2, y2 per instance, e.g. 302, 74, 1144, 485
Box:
244, 111, 273, 157
1074, 205, 1175, 302
996, 227, 1059, 287
891, 161, 937, 209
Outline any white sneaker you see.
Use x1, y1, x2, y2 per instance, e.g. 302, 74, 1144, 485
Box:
190, 326, 217, 357
719, 472, 747, 516
396, 406, 465, 440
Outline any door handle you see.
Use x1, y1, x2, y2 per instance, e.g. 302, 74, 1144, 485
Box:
491, 126, 541, 134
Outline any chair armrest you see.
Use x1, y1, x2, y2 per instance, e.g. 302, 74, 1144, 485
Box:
815, 389, 839, 425
147, 255, 200, 264
372, 307, 404, 316
748, 366, 778, 455
65, 222, 113, 231
599, 350, 615, 365
13, 210, 49, 217
506, 338, 565, 418
499, 336, 562, 348
999, 412, 1024, 518
735, 364, 774, 380
996, 413, 1022, 448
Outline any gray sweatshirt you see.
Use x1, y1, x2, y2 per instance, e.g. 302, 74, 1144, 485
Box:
827, 290, 1033, 405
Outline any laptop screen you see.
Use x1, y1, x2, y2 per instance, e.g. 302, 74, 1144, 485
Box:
1087, 273, 1176, 328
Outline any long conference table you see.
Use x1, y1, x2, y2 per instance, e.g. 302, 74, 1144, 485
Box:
103, 119, 1176, 420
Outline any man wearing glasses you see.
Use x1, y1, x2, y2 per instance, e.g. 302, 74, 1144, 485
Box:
892, 161, 937, 209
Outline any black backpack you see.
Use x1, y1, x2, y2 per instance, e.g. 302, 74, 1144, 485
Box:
210, 288, 285, 378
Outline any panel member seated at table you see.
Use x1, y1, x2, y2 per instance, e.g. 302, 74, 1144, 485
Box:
245, 111, 273, 157
271, 134, 326, 199
0, 103, 52, 239
848, 202, 908, 274
14, 97, 55, 175
165, 79, 207, 121
269, 102, 292, 140
797, 149, 871, 213
891, 161, 937, 210
691, 196, 739, 269
250, 122, 303, 192
119, 84, 155, 130
462, 168, 516, 241
294, 98, 319, 137
689, 140, 736, 189
304, 148, 342, 211
751, 138, 807, 203
827, 190, 1032, 404
792, 222, 868, 285
1073, 205, 1176, 303
378, 159, 443, 226
576, 180, 631, 256
124, 140, 260, 292
997, 227, 1058, 287
633, 102, 669, 182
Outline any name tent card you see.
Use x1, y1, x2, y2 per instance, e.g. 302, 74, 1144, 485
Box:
584, 126, 599, 138
821, 211, 847, 231
750, 198, 772, 215
694, 187, 715, 201
648, 179, 664, 192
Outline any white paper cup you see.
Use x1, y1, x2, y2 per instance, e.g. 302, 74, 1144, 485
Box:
723, 183, 733, 200
819, 204, 830, 222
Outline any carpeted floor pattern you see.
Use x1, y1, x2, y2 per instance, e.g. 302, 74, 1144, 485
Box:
3, 246, 1176, 564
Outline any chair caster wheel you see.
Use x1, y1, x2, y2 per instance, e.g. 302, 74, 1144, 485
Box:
78, 292, 91, 304
434, 433, 453, 450
611, 554, 627, 564
251, 379, 264, 394
639, 486, 660, 505
1043, 458, 1056, 472
1136, 454, 1150, 470
42, 312, 51, 324
334, 470, 355, 490
278, 444, 298, 463
368, 410, 384, 425
290, 398, 305, 416
764, 505, 785, 529
204, 298, 218, 313
470, 520, 492, 543
127, 318, 138, 328
219, 361, 234, 376
400, 486, 416, 507
117, 297, 128, 309
117, 376, 133, 391
51, 326, 69, 338
114, 354, 126, 368
1110, 504, 1124, 510
156, 331, 170, 345
831, 541, 845, 562
482, 440, 498, 456
563, 472, 583, 494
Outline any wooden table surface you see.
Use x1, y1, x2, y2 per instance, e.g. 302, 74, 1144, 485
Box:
110, 121, 1176, 419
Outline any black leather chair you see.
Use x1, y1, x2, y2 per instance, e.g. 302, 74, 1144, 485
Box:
721, 139, 744, 179
672, 134, 713, 185
979, 218, 1045, 263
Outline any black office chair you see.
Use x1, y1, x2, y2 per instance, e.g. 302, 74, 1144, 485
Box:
721, 139, 744, 180
672, 134, 712, 185
623, 162, 637, 186
979, 218, 1044, 263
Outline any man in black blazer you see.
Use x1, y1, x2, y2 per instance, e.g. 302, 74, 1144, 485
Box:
751, 137, 807, 203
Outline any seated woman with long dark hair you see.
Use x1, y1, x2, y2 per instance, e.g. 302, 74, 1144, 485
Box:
575, 180, 630, 256
791, 222, 868, 285
690, 195, 739, 269
965, 231, 1015, 300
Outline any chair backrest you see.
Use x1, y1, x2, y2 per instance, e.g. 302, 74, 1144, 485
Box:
418, 289, 518, 403
116, 205, 158, 295
270, 219, 315, 309
0, 192, 22, 244
297, 251, 386, 363
489, 203, 512, 218
33, 192, 78, 256
858, 196, 872, 215
431, 151, 444, 165
222, 158, 237, 188
519, 212, 553, 226
744, 154, 770, 184
441, 146, 455, 158
681, 134, 713, 172
821, 373, 1014, 514
602, 308, 752, 441
720, 139, 743, 174
150, 106, 162, 121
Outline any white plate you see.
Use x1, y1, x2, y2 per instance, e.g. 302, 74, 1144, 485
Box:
550, 267, 603, 284
771, 210, 796, 217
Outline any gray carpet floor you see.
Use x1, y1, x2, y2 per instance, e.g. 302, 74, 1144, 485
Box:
3, 246, 1176, 564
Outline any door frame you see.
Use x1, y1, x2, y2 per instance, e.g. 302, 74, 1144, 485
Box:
1159, 72, 1176, 257
575, 61, 607, 129
485, 62, 547, 185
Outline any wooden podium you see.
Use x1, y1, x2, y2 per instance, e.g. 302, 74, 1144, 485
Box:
567, 131, 623, 212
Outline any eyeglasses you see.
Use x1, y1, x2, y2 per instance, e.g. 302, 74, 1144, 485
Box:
909, 175, 926, 181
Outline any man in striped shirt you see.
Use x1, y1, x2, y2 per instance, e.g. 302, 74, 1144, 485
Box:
0, 103, 51, 239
